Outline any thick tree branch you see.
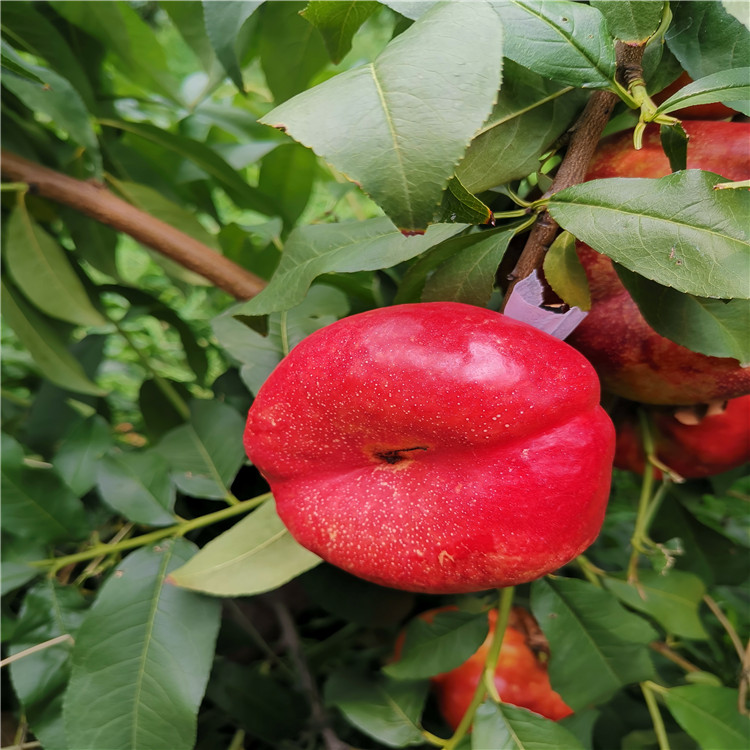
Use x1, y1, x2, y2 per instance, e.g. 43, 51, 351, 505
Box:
1, 149, 267, 300
502, 42, 646, 308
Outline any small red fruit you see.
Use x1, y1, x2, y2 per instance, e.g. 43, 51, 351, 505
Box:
423, 607, 573, 729
653, 71, 736, 120
244, 302, 615, 594
567, 120, 750, 405
614, 395, 750, 479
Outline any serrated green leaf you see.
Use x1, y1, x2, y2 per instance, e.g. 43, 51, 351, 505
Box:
258, 142, 317, 227
605, 570, 708, 640
1, 433, 90, 544
1, 281, 106, 397
169, 499, 322, 596
156, 399, 245, 500
655, 67, 750, 118
457, 60, 587, 194
63, 539, 221, 750
616, 267, 750, 364
260, 2, 503, 230
422, 224, 516, 307
384, 609, 488, 680
437, 176, 493, 226
531, 577, 657, 711
54, 415, 113, 497
659, 122, 688, 173
235, 218, 465, 316
8, 580, 89, 750
162, 2, 220, 74
590, 1, 665, 43
722, 1, 750, 31
4, 207, 106, 326
96, 451, 176, 527
301, 1, 380, 64
202, 1, 262, 92
472, 700, 585, 750
663, 685, 750, 750
325, 669, 428, 747
493, 0, 616, 89
548, 171, 750, 299
543, 231, 591, 311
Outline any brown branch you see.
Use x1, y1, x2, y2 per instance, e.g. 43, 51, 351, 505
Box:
502, 42, 645, 308
1, 149, 266, 300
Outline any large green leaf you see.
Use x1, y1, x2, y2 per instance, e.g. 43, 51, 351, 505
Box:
472, 701, 585, 750
259, 1, 330, 104
531, 578, 657, 711
605, 570, 708, 641
8, 581, 89, 750
617, 267, 750, 364
655, 67, 750, 117
236, 218, 465, 316
325, 670, 429, 747
301, 1, 381, 64
1, 534, 44, 595
1, 433, 90, 544
663, 685, 750, 750
63, 539, 221, 750
492, 0, 616, 89
590, 1, 665, 43
457, 60, 587, 194
384, 609, 488, 680
54, 415, 113, 497
96, 450, 176, 527
4, 206, 106, 327
666, 1, 750, 80
547, 171, 750, 299
259, 2, 503, 230
156, 399, 246, 500
202, 1, 262, 92
169, 498, 322, 596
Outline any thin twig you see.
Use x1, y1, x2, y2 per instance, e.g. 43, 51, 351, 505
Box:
739, 638, 750, 716
649, 642, 701, 673
1, 149, 266, 300
703, 594, 745, 663
0, 634, 74, 668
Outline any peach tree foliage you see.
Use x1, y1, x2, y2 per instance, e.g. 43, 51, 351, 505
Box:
0, 2, 748, 749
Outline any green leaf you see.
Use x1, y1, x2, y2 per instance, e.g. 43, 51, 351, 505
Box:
8, 580, 89, 750
722, 1, 750, 31
63, 538, 222, 750
663, 685, 750, 750
156, 399, 246, 500
258, 142, 317, 227
531, 577, 657, 711
384, 609, 488, 680
169, 499, 322, 596
259, 1, 331, 104
1, 433, 89, 544
605, 570, 708, 640
472, 700, 585, 750
235, 218, 465, 316
547, 171, 750, 299
437, 176, 493, 226
99, 119, 279, 216
421, 225, 516, 307
1, 534, 44, 595
654, 67, 750, 118
202, 1, 262, 92
325, 669, 429, 747
139, 379, 191, 442
666, 2, 750, 81
659, 122, 688, 173
590, 1, 665, 43
0, 281, 106, 397
301, 1, 381, 64
543, 231, 591, 311
4, 206, 106, 326
494, 0, 616, 89
54, 415, 113, 497
260, 2, 503, 230
457, 60, 587, 194
163, 2, 220, 74
50, 1, 180, 102
616, 268, 750, 364
96, 451, 176, 527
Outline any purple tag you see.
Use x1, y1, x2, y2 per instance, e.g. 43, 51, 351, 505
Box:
503, 270, 588, 340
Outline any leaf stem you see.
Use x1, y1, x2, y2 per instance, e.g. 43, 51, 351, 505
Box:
0, 634, 74, 668
30, 492, 271, 573
641, 682, 671, 750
